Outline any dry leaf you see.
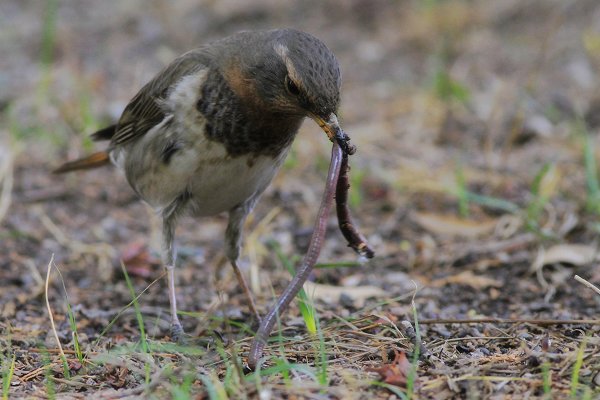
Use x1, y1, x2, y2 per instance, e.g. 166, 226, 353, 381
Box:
541, 244, 597, 266
412, 212, 497, 238
120, 241, 160, 278
106, 366, 129, 389
368, 350, 412, 387
430, 270, 503, 289
303, 281, 386, 308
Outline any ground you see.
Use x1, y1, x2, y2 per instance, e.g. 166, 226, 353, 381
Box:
1, 0, 600, 399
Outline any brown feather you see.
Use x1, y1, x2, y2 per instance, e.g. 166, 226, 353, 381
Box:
53, 151, 110, 174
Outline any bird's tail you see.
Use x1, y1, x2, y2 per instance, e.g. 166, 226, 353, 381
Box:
53, 124, 116, 173
53, 151, 111, 173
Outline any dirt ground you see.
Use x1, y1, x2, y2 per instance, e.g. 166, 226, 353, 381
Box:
1, 0, 600, 399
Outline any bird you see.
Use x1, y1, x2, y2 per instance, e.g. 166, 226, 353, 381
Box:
54, 28, 347, 341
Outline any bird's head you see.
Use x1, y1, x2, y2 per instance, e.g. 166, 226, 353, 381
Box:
219, 29, 351, 151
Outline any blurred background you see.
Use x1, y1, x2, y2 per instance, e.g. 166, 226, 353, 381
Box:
1, 0, 600, 396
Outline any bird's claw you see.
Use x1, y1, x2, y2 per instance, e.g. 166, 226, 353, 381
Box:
169, 322, 187, 344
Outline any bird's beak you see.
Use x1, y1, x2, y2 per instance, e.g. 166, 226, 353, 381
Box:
311, 113, 347, 146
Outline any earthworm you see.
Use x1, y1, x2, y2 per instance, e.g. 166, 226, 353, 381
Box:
335, 151, 375, 259
248, 142, 343, 369
248, 138, 374, 369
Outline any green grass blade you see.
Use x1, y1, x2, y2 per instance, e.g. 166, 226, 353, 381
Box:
1, 353, 16, 400
38, 0, 59, 99
525, 163, 553, 229
53, 267, 84, 363
42, 349, 56, 400
583, 131, 600, 213
454, 162, 469, 217
314, 261, 362, 269
315, 314, 328, 386
121, 262, 151, 384
542, 361, 551, 399
569, 337, 587, 398
270, 242, 317, 335
199, 373, 229, 400
407, 302, 420, 399
92, 272, 163, 348
465, 192, 520, 213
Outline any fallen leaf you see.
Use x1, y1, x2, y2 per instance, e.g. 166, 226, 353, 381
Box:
106, 366, 129, 389
412, 212, 498, 238
430, 270, 503, 289
303, 281, 387, 308
368, 350, 412, 387
68, 359, 83, 372
120, 241, 160, 278
541, 244, 597, 266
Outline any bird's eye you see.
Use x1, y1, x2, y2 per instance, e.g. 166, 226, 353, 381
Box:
285, 76, 300, 96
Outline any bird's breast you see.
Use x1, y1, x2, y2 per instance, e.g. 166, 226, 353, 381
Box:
185, 142, 290, 216
197, 68, 302, 158
114, 123, 290, 217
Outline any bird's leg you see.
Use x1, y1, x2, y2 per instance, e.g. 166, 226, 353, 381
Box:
162, 216, 184, 341
226, 206, 262, 323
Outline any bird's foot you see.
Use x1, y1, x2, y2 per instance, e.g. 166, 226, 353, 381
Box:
168, 323, 229, 348
169, 322, 187, 344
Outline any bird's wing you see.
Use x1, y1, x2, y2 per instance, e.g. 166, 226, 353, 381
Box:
110, 49, 211, 147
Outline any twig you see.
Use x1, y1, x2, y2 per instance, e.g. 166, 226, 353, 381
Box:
21, 367, 47, 382
50, 377, 92, 388
96, 368, 168, 399
0, 144, 14, 224
22, 187, 71, 203
44, 254, 67, 363
574, 275, 600, 296
417, 318, 600, 325
27, 348, 97, 356
438, 233, 537, 264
